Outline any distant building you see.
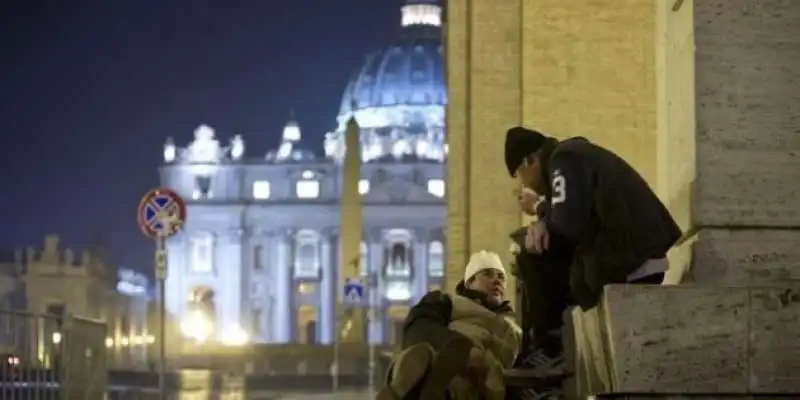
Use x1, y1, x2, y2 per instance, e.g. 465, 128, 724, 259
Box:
160, 0, 446, 345
2, 235, 154, 367
0, 251, 25, 354
107, 268, 154, 369
0, 251, 23, 310
17, 234, 113, 319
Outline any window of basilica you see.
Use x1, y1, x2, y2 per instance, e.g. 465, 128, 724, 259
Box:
193, 176, 213, 199
358, 179, 370, 195
253, 181, 271, 199
427, 179, 445, 197
191, 232, 214, 273
294, 230, 320, 279
383, 229, 413, 278
381, 230, 413, 302
253, 244, 264, 270
384, 242, 411, 278
296, 180, 320, 199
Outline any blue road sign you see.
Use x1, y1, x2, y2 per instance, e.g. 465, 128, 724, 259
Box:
343, 279, 364, 305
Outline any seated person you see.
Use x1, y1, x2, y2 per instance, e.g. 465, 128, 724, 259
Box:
505, 126, 681, 378
378, 251, 522, 400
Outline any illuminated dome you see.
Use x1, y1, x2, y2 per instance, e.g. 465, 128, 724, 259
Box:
337, 39, 445, 125
325, 0, 446, 163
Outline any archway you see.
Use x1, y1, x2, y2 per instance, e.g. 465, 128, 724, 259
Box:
182, 286, 216, 342
297, 305, 318, 344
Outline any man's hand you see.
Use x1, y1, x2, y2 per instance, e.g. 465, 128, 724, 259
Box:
515, 188, 539, 216
525, 220, 550, 254
467, 346, 485, 371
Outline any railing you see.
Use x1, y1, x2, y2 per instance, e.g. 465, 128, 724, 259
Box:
0, 309, 107, 399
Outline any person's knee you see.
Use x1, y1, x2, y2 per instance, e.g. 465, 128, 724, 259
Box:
386, 343, 436, 393
394, 343, 435, 368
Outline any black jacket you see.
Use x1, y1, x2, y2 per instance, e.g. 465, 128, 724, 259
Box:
543, 137, 681, 309
401, 284, 513, 350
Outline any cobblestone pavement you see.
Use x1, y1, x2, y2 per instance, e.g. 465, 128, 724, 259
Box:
267, 389, 373, 399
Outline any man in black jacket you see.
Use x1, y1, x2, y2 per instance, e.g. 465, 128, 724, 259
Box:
505, 126, 682, 376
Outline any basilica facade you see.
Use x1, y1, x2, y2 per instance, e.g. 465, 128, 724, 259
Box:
159, 0, 446, 345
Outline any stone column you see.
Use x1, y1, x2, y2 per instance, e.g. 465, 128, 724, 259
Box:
368, 229, 385, 343
272, 229, 293, 343
246, 229, 266, 342
164, 234, 186, 318
444, 0, 800, 396
644, 0, 799, 393
368, 229, 384, 277
319, 229, 335, 344
596, 0, 800, 394
413, 229, 428, 303
446, 0, 520, 306
220, 228, 243, 333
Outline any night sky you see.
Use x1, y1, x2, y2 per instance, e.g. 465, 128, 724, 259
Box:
0, 0, 402, 274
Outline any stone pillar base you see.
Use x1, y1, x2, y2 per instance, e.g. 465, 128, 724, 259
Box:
568, 284, 800, 396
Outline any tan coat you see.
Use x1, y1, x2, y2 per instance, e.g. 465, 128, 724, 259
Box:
447, 294, 522, 400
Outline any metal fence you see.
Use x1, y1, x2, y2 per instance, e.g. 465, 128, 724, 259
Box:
0, 309, 107, 399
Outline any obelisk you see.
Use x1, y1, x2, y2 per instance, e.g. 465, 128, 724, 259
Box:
338, 116, 365, 343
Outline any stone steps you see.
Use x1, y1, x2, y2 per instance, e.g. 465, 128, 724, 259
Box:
594, 395, 795, 399
566, 284, 800, 397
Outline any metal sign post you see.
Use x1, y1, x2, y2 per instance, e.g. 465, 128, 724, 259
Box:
366, 272, 377, 397
138, 188, 187, 400
333, 276, 365, 390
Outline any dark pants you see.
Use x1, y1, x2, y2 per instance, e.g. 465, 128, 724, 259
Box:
512, 229, 665, 357
513, 229, 575, 356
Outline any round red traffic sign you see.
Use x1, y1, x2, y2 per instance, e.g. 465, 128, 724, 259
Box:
137, 188, 187, 238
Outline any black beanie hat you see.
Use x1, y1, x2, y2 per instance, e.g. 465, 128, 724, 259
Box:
504, 126, 548, 177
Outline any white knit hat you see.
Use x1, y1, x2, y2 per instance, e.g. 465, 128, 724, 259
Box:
464, 250, 507, 285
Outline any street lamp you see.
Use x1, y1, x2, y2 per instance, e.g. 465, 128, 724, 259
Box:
180, 310, 214, 343
220, 325, 249, 346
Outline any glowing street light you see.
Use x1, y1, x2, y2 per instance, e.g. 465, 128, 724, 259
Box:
51, 332, 62, 345
220, 325, 249, 347
180, 310, 213, 343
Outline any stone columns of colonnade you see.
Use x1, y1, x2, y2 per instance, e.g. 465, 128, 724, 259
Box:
447, 0, 800, 396
600, 0, 800, 395
445, 0, 523, 308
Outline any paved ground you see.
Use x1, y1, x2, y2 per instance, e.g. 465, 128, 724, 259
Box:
106, 389, 372, 399
274, 390, 372, 400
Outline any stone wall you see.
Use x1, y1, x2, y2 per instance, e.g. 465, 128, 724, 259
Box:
568, 0, 800, 395
601, 284, 800, 393
691, 0, 800, 228
446, 0, 800, 395
445, 0, 522, 306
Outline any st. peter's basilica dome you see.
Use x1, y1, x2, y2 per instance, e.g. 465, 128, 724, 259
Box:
325, 0, 446, 163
